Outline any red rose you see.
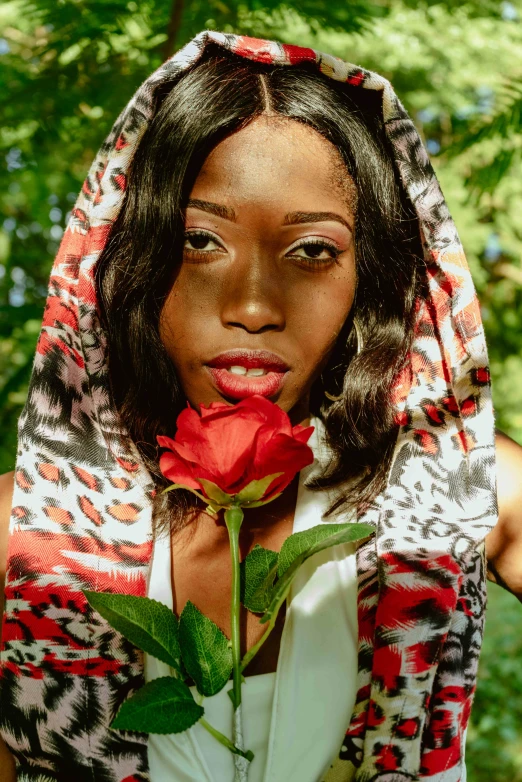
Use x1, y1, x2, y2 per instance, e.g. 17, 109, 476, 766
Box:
157, 395, 314, 506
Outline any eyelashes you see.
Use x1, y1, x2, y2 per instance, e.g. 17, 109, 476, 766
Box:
288, 237, 342, 264
183, 230, 223, 254
183, 230, 342, 266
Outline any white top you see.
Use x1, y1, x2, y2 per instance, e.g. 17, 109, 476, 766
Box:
144, 417, 359, 782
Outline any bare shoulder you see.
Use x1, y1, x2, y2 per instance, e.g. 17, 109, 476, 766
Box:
494, 431, 522, 527
0, 471, 14, 578
0, 471, 15, 609
0, 471, 14, 516
485, 432, 522, 599
0, 471, 15, 621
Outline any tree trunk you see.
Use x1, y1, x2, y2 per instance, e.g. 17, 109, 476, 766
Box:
162, 0, 184, 62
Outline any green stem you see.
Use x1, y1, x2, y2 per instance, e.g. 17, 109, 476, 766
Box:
240, 624, 272, 674
224, 505, 244, 711
224, 505, 250, 780
240, 587, 288, 673
199, 717, 254, 762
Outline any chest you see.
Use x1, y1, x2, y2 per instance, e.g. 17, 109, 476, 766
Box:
170, 510, 294, 676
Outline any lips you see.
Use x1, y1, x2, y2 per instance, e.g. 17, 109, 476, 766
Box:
206, 349, 290, 400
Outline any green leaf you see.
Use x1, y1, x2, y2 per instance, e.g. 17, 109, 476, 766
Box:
235, 472, 284, 503
111, 676, 203, 734
83, 591, 182, 673
162, 483, 209, 504
241, 492, 282, 509
240, 544, 279, 613
277, 522, 374, 577
260, 523, 374, 626
198, 478, 233, 506
179, 600, 233, 697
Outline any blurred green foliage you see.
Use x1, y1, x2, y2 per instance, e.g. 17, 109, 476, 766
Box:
469, 583, 522, 781
1, 1, 521, 778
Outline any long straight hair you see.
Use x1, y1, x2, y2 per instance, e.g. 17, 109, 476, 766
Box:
96, 44, 426, 529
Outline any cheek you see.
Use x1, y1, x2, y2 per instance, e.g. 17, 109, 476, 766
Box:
158, 268, 222, 368
291, 269, 356, 360
158, 287, 196, 369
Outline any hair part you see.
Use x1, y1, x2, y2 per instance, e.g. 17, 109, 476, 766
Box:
96, 44, 427, 532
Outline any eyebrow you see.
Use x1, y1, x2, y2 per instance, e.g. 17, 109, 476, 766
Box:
282, 211, 353, 232
186, 199, 353, 232
186, 199, 236, 221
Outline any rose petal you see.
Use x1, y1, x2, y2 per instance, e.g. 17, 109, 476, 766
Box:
238, 396, 292, 434
199, 403, 261, 426
156, 435, 179, 451
199, 401, 232, 418
291, 425, 315, 445
159, 452, 202, 491
221, 423, 278, 495
165, 440, 201, 465
175, 408, 222, 476
203, 415, 261, 489
250, 423, 279, 461
160, 397, 313, 503
253, 432, 314, 485
192, 402, 275, 489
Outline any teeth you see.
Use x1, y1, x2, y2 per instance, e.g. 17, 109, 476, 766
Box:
225, 366, 268, 377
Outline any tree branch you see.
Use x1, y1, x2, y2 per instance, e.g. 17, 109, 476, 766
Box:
162, 0, 184, 62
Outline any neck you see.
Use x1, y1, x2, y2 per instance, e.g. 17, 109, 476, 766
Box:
288, 394, 312, 428
182, 475, 300, 560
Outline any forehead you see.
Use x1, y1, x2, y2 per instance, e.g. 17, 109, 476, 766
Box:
191, 115, 357, 215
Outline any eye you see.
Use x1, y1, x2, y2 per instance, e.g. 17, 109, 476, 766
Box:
183, 230, 225, 254
287, 238, 341, 266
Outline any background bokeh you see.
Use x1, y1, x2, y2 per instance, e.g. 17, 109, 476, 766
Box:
1, 1, 521, 778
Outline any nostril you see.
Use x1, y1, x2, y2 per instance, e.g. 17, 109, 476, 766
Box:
227, 321, 281, 334
222, 285, 286, 333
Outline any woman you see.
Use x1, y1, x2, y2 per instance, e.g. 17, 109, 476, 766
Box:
0, 30, 521, 782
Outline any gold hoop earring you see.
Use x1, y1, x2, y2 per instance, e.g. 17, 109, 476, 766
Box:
323, 318, 363, 403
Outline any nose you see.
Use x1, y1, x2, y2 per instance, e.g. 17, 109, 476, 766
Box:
221, 256, 285, 334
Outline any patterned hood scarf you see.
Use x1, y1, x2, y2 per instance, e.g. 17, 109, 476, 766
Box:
0, 31, 497, 782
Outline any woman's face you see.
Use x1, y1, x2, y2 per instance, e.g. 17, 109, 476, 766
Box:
160, 115, 357, 426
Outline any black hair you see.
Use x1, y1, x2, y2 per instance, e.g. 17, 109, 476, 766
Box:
96, 44, 426, 529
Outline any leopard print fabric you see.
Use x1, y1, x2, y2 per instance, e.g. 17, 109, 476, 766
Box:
0, 31, 496, 782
